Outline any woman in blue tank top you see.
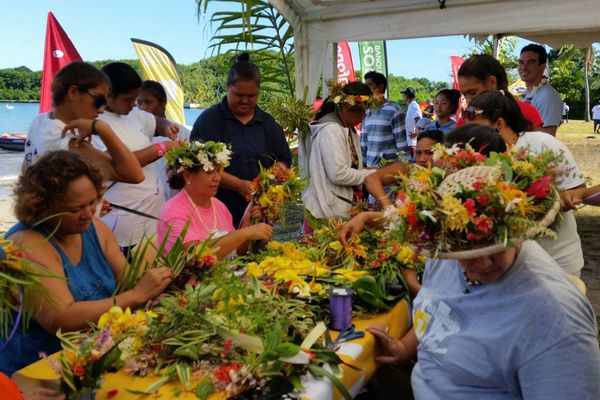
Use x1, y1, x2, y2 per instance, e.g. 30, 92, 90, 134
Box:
0, 151, 173, 375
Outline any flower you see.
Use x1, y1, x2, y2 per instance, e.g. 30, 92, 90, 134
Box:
165, 141, 231, 174
440, 195, 470, 231
525, 175, 553, 199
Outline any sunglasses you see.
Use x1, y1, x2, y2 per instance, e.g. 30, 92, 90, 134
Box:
79, 88, 107, 109
463, 106, 485, 121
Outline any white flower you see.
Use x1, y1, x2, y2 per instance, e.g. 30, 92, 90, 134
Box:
504, 197, 523, 212
215, 148, 232, 165
420, 210, 437, 222
333, 95, 342, 104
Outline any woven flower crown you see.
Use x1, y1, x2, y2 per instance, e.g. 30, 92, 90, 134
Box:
383, 144, 563, 259
327, 80, 385, 110
165, 141, 232, 174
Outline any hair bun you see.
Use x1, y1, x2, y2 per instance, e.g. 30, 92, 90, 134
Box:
236, 52, 250, 63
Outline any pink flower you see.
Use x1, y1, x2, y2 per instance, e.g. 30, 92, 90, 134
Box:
466, 232, 482, 241
525, 176, 552, 199
473, 215, 494, 234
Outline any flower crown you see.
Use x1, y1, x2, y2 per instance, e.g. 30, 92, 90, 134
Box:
383, 144, 562, 258
165, 141, 232, 174
327, 80, 384, 110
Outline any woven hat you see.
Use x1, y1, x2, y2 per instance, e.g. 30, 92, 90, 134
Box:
435, 165, 560, 260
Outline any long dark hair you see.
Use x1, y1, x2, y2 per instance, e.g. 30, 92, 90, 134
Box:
469, 91, 529, 134
445, 124, 507, 156
458, 54, 510, 91
51, 62, 108, 106
315, 82, 372, 120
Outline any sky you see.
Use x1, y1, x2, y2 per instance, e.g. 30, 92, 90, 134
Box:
0, 0, 531, 83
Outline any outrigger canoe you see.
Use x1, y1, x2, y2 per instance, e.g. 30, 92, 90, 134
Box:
0, 133, 26, 151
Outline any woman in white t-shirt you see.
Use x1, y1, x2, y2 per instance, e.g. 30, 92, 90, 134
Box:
463, 90, 586, 276
24, 62, 143, 183
94, 62, 185, 255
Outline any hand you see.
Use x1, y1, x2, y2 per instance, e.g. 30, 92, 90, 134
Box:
133, 267, 173, 302
61, 118, 98, 147
24, 388, 66, 400
249, 203, 265, 221
237, 179, 253, 200
165, 124, 180, 140
272, 161, 289, 175
167, 140, 186, 151
367, 324, 409, 365
339, 213, 366, 245
243, 223, 273, 242
560, 190, 580, 211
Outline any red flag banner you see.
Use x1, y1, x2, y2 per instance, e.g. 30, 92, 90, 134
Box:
39, 12, 82, 113
450, 56, 465, 91
337, 42, 356, 84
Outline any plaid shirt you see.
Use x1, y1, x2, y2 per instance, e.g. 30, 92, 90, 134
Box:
360, 101, 409, 167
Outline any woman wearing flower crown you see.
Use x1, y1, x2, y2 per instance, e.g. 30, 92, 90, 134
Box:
462, 90, 586, 278
156, 141, 273, 257
302, 81, 383, 223
0, 151, 173, 375
339, 129, 600, 399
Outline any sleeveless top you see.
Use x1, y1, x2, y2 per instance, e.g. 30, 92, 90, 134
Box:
0, 221, 116, 376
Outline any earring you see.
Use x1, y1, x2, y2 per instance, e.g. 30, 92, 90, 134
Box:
186, 181, 191, 185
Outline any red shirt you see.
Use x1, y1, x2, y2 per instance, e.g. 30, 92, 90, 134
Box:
456, 100, 544, 130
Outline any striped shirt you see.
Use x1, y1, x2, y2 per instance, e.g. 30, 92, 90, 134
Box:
360, 101, 409, 167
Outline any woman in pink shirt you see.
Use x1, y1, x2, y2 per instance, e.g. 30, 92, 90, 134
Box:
157, 141, 272, 257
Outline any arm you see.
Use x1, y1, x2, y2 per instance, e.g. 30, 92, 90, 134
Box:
218, 171, 253, 200
364, 163, 408, 208
391, 112, 410, 159
517, 335, 600, 399
154, 117, 179, 139
12, 227, 172, 333
132, 140, 184, 167
64, 119, 144, 183
562, 184, 600, 209
339, 211, 385, 245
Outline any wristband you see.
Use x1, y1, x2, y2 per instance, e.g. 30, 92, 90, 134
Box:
155, 142, 168, 157
91, 119, 98, 135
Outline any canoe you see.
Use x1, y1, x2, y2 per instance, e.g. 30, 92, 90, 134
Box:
0, 133, 26, 151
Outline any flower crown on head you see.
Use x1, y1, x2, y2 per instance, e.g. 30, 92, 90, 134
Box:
165, 141, 232, 174
327, 80, 384, 110
383, 144, 563, 258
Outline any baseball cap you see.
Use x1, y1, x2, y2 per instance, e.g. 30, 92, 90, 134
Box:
402, 87, 416, 97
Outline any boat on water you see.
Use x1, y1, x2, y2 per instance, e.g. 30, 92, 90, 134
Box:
0, 133, 26, 151
4, 104, 15, 110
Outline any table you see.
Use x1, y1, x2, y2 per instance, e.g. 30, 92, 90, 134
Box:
13, 300, 411, 399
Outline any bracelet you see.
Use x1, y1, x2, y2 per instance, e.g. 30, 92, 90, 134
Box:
155, 142, 168, 157
91, 119, 98, 135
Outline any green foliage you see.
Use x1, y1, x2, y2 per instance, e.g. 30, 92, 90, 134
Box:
0, 66, 42, 101
387, 74, 448, 106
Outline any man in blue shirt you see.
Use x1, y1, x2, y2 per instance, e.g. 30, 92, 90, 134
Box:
361, 71, 409, 168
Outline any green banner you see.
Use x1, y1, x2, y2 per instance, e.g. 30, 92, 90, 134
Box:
358, 41, 388, 77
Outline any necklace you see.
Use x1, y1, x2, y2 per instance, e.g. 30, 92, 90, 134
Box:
184, 190, 218, 235
463, 271, 482, 294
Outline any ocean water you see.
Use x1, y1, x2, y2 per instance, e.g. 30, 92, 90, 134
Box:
0, 102, 204, 197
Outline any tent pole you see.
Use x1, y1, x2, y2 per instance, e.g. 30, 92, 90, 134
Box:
491, 34, 504, 59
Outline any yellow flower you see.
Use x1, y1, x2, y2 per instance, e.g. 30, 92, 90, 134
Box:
328, 241, 343, 251
512, 161, 535, 175
258, 193, 272, 208
396, 246, 415, 264
440, 194, 470, 231
334, 269, 368, 282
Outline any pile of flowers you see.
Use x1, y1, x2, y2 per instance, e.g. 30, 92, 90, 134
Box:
384, 144, 563, 255
249, 163, 305, 225
55, 306, 155, 399
164, 140, 232, 174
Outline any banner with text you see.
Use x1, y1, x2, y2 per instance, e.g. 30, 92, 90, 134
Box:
450, 56, 465, 90
358, 41, 388, 77
131, 38, 185, 125
337, 42, 356, 84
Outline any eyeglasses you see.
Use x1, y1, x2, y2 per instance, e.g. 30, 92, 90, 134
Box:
79, 89, 107, 109
463, 106, 485, 121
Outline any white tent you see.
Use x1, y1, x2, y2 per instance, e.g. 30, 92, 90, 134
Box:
270, 0, 600, 101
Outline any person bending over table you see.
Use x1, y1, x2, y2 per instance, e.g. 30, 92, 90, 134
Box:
156, 141, 272, 257
190, 53, 291, 228
0, 151, 173, 375
340, 163, 600, 400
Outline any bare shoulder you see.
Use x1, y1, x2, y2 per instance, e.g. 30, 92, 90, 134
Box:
6, 229, 62, 272
91, 217, 115, 241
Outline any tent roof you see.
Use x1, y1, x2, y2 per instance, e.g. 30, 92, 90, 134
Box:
271, 0, 600, 100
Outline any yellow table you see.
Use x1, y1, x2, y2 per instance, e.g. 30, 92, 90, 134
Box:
13, 300, 411, 399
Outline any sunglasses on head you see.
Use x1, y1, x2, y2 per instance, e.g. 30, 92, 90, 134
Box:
79, 88, 107, 109
463, 106, 485, 121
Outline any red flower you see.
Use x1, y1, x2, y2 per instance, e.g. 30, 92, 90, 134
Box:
473, 215, 494, 234
73, 364, 86, 377
378, 253, 388, 261
371, 260, 381, 268
223, 339, 234, 352
213, 362, 243, 382
475, 194, 488, 206
463, 198, 476, 217
471, 179, 485, 191
466, 232, 482, 241
303, 349, 317, 361
525, 176, 552, 199
107, 389, 119, 399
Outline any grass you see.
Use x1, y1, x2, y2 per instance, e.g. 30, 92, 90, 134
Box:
557, 119, 597, 136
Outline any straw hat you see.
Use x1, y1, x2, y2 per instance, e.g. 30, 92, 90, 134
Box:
435, 165, 560, 260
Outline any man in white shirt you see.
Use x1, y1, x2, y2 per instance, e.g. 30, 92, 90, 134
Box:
519, 44, 563, 136
402, 87, 422, 160
592, 99, 600, 134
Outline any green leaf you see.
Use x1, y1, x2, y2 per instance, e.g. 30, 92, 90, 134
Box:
193, 381, 214, 400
